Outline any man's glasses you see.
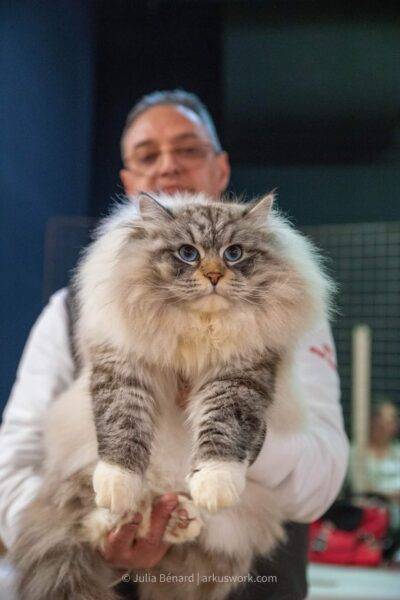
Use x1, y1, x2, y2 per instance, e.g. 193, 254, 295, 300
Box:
124, 142, 215, 176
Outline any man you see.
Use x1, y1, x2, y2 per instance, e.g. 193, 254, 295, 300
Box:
0, 90, 348, 599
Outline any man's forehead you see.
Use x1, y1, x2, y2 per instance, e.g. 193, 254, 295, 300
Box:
122, 105, 210, 153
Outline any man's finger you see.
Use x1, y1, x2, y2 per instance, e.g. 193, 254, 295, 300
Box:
146, 493, 178, 546
107, 515, 142, 551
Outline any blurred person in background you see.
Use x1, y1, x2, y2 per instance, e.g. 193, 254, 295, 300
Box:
350, 398, 400, 530
0, 90, 349, 599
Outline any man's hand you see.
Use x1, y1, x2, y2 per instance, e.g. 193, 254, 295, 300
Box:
101, 493, 180, 570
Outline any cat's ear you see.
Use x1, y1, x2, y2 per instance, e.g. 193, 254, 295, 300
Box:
138, 192, 174, 222
244, 192, 275, 222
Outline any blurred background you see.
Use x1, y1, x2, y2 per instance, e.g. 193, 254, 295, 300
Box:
3, 0, 400, 427
1, 0, 400, 593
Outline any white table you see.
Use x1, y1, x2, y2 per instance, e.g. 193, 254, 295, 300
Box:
308, 563, 400, 600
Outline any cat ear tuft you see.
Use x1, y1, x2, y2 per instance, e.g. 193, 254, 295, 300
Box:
245, 192, 275, 221
138, 192, 174, 222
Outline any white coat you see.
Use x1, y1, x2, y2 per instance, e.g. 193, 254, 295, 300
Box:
0, 288, 349, 548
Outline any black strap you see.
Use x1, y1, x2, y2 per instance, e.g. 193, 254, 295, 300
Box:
228, 522, 309, 600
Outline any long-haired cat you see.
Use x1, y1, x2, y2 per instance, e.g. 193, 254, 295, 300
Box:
10, 192, 333, 600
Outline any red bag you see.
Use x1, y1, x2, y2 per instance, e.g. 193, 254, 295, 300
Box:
309, 503, 390, 567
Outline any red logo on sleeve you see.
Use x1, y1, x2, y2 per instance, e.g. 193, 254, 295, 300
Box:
309, 344, 337, 370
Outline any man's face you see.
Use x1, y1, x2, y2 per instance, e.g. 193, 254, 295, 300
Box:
120, 105, 230, 198
374, 403, 399, 439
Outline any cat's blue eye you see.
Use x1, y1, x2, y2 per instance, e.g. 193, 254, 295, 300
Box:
178, 245, 200, 263
223, 245, 243, 262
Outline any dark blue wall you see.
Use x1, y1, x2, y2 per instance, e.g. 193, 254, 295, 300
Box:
1, 1, 399, 415
0, 0, 93, 408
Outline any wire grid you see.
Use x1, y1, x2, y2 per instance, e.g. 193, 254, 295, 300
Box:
43, 216, 399, 435
303, 222, 400, 435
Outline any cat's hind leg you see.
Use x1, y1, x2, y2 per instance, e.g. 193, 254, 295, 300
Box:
162, 494, 203, 544
84, 492, 202, 549
9, 467, 120, 600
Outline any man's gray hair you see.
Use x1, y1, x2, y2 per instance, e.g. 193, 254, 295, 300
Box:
121, 89, 223, 160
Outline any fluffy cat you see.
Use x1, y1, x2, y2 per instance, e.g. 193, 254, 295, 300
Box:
10, 192, 333, 600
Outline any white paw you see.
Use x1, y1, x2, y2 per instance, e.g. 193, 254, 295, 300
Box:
92, 460, 143, 515
188, 461, 246, 513
163, 494, 203, 544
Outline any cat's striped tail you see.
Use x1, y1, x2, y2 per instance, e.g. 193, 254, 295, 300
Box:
9, 468, 119, 600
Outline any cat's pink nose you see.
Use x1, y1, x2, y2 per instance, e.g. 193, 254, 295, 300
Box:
206, 272, 223, 286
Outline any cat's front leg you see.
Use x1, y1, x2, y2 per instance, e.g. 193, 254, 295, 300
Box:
188, 359, 278, 513
90, 347, 157, 515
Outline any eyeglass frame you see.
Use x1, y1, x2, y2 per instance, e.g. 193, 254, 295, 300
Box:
122, 140, 219, 176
